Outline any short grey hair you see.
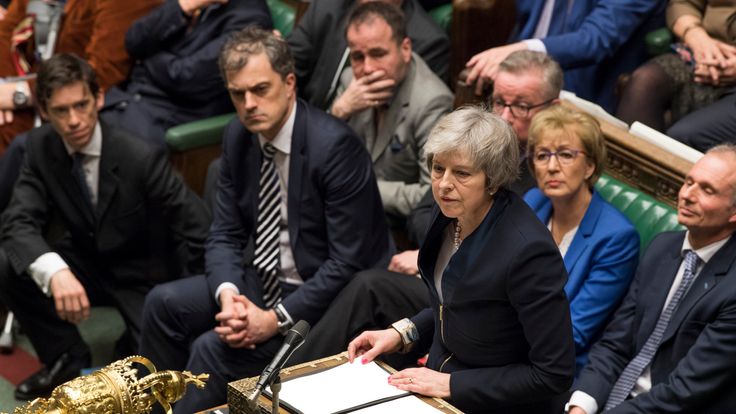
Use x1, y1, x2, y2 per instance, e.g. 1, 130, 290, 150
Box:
425, 106, 519, 191
218, 26, 295, 80
498, 50, 563, 100
706, 143, 736, 205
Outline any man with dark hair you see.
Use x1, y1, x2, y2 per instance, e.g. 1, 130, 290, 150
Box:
0, 53, 210, 400
139, 27, 392, 412
330, 1, 452, 222
288, 0, 449, 110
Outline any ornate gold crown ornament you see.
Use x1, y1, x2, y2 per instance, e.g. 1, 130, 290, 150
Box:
6, 355, 208, 414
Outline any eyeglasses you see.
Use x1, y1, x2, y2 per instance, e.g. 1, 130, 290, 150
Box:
490, 98, 554, 118
532, 149, 587, 165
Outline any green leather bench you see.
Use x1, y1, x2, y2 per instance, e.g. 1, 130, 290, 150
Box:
595, 174, 683, 252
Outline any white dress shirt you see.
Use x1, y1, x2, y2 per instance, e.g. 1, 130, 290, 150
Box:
28, 123, 103, 296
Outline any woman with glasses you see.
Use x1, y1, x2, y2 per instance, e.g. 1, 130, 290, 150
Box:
347, 107, 575, 413
524, 105, 640, 375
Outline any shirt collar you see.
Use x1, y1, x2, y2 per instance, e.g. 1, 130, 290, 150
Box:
681, 231, 731, 264
258, 101, 297, 155
63, 122, 102, 157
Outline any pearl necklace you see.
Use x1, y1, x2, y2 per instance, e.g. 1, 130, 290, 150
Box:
453, 220, 462, 250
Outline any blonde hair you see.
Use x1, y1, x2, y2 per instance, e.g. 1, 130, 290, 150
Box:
527, 105, 606, 186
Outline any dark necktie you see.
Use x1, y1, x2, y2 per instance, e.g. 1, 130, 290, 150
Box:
253, 143, 283, 308
71, 152, 93, 210
604, 250, 701, 410
547, 0, 569, 36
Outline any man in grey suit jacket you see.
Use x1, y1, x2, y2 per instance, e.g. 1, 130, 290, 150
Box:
568, 145, 736, 413
0, 54, 210, 400
330, 2, 452, 221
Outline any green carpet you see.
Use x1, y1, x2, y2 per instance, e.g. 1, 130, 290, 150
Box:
0, 307, 125, 413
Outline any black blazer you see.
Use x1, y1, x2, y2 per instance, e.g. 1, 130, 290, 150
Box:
0, 121, 209, 285
205, 99, 392, 325
577, 231, 736, 413
411, 189, 575, 413
287, 0, 450, 110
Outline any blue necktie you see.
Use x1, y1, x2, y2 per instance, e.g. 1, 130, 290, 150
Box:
604, 250, 701, 410
547, 0, 569, 36
253, 143, 283, 308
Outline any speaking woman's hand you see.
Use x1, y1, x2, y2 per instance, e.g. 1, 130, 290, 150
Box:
389, 367, 451, 399
347, 328, 402, 364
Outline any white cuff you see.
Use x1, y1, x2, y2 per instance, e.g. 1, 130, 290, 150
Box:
522, 39, 547, 54
215, 282, 240, 304
568, 390, 598, 414
28, 252, 69, 297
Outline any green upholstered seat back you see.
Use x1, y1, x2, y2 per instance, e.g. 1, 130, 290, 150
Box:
267, 0, 296, 37
428, 3, 452, 33
595, 175, 683, 253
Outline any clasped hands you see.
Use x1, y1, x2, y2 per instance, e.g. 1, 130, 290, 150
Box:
347, 328, 451, 399
215, 289, 278, 349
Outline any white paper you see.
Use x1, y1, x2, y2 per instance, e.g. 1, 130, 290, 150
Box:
629, 121, 703, 164
559, 91, 629, 130
351, 395, 445, 413
271, 361, 408, 414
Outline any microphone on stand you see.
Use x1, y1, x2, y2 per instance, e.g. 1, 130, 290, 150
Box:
248, 320, 310, 409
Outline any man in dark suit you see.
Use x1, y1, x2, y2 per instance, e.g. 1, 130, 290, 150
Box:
138, 27, 392, 412
0, 54, 210, 400
287, 0, 449, 110
567, 145, 736, 413
102, 0, 273, 144
465, 0, 665, 112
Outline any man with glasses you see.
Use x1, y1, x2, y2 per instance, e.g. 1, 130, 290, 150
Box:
0, 54, 210, 400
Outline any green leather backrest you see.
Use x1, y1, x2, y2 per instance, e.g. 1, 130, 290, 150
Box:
267, 0, 296, 37
645, 27, 672, 57
428, 3, 452, 33
165, 113, 234, 152
595, 175, 683, 253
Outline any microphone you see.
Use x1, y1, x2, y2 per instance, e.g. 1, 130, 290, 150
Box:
248, 320, 310, 405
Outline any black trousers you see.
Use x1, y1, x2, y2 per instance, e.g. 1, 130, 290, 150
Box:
139, 275, 299, 413
0, 248, 149, 366
289, 268, 430, 367
668, 91, 736, 152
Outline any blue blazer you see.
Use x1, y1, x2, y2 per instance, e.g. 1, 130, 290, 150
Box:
205, 99, 392, 325
514, 0, 665, 112
578, 232, 736, 413
525, 188, 639, 373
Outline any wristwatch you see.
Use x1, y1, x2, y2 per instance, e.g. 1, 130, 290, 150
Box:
391, 318, 419, 354
12, 82, 30, 108
273, 304, 293, 335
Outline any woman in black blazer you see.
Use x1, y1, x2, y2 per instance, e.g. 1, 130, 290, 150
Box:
348, 106, 576, 413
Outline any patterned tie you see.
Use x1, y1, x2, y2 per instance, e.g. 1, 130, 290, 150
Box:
604, 250, 701, 410
71, 152, 93, 210
253, 143, 283, 308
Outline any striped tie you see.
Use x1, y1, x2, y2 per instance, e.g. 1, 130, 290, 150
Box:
253, 143, 283, 308
604, 250, 701, 410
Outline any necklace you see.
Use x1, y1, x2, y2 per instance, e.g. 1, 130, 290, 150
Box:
453, 220, 462, 250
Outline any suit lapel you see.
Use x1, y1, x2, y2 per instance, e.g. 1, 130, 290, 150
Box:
663, 235, 736, 343
418, 207, 446, 300
95, 122, 120, 224
49, 131, 95, 227
563, 192, 603, 272
371, 59, 414, 162
287, 101, 306, 249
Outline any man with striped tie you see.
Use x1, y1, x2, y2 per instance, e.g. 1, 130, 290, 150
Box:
138, 26, 392, 413
566, 145, 736, 413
